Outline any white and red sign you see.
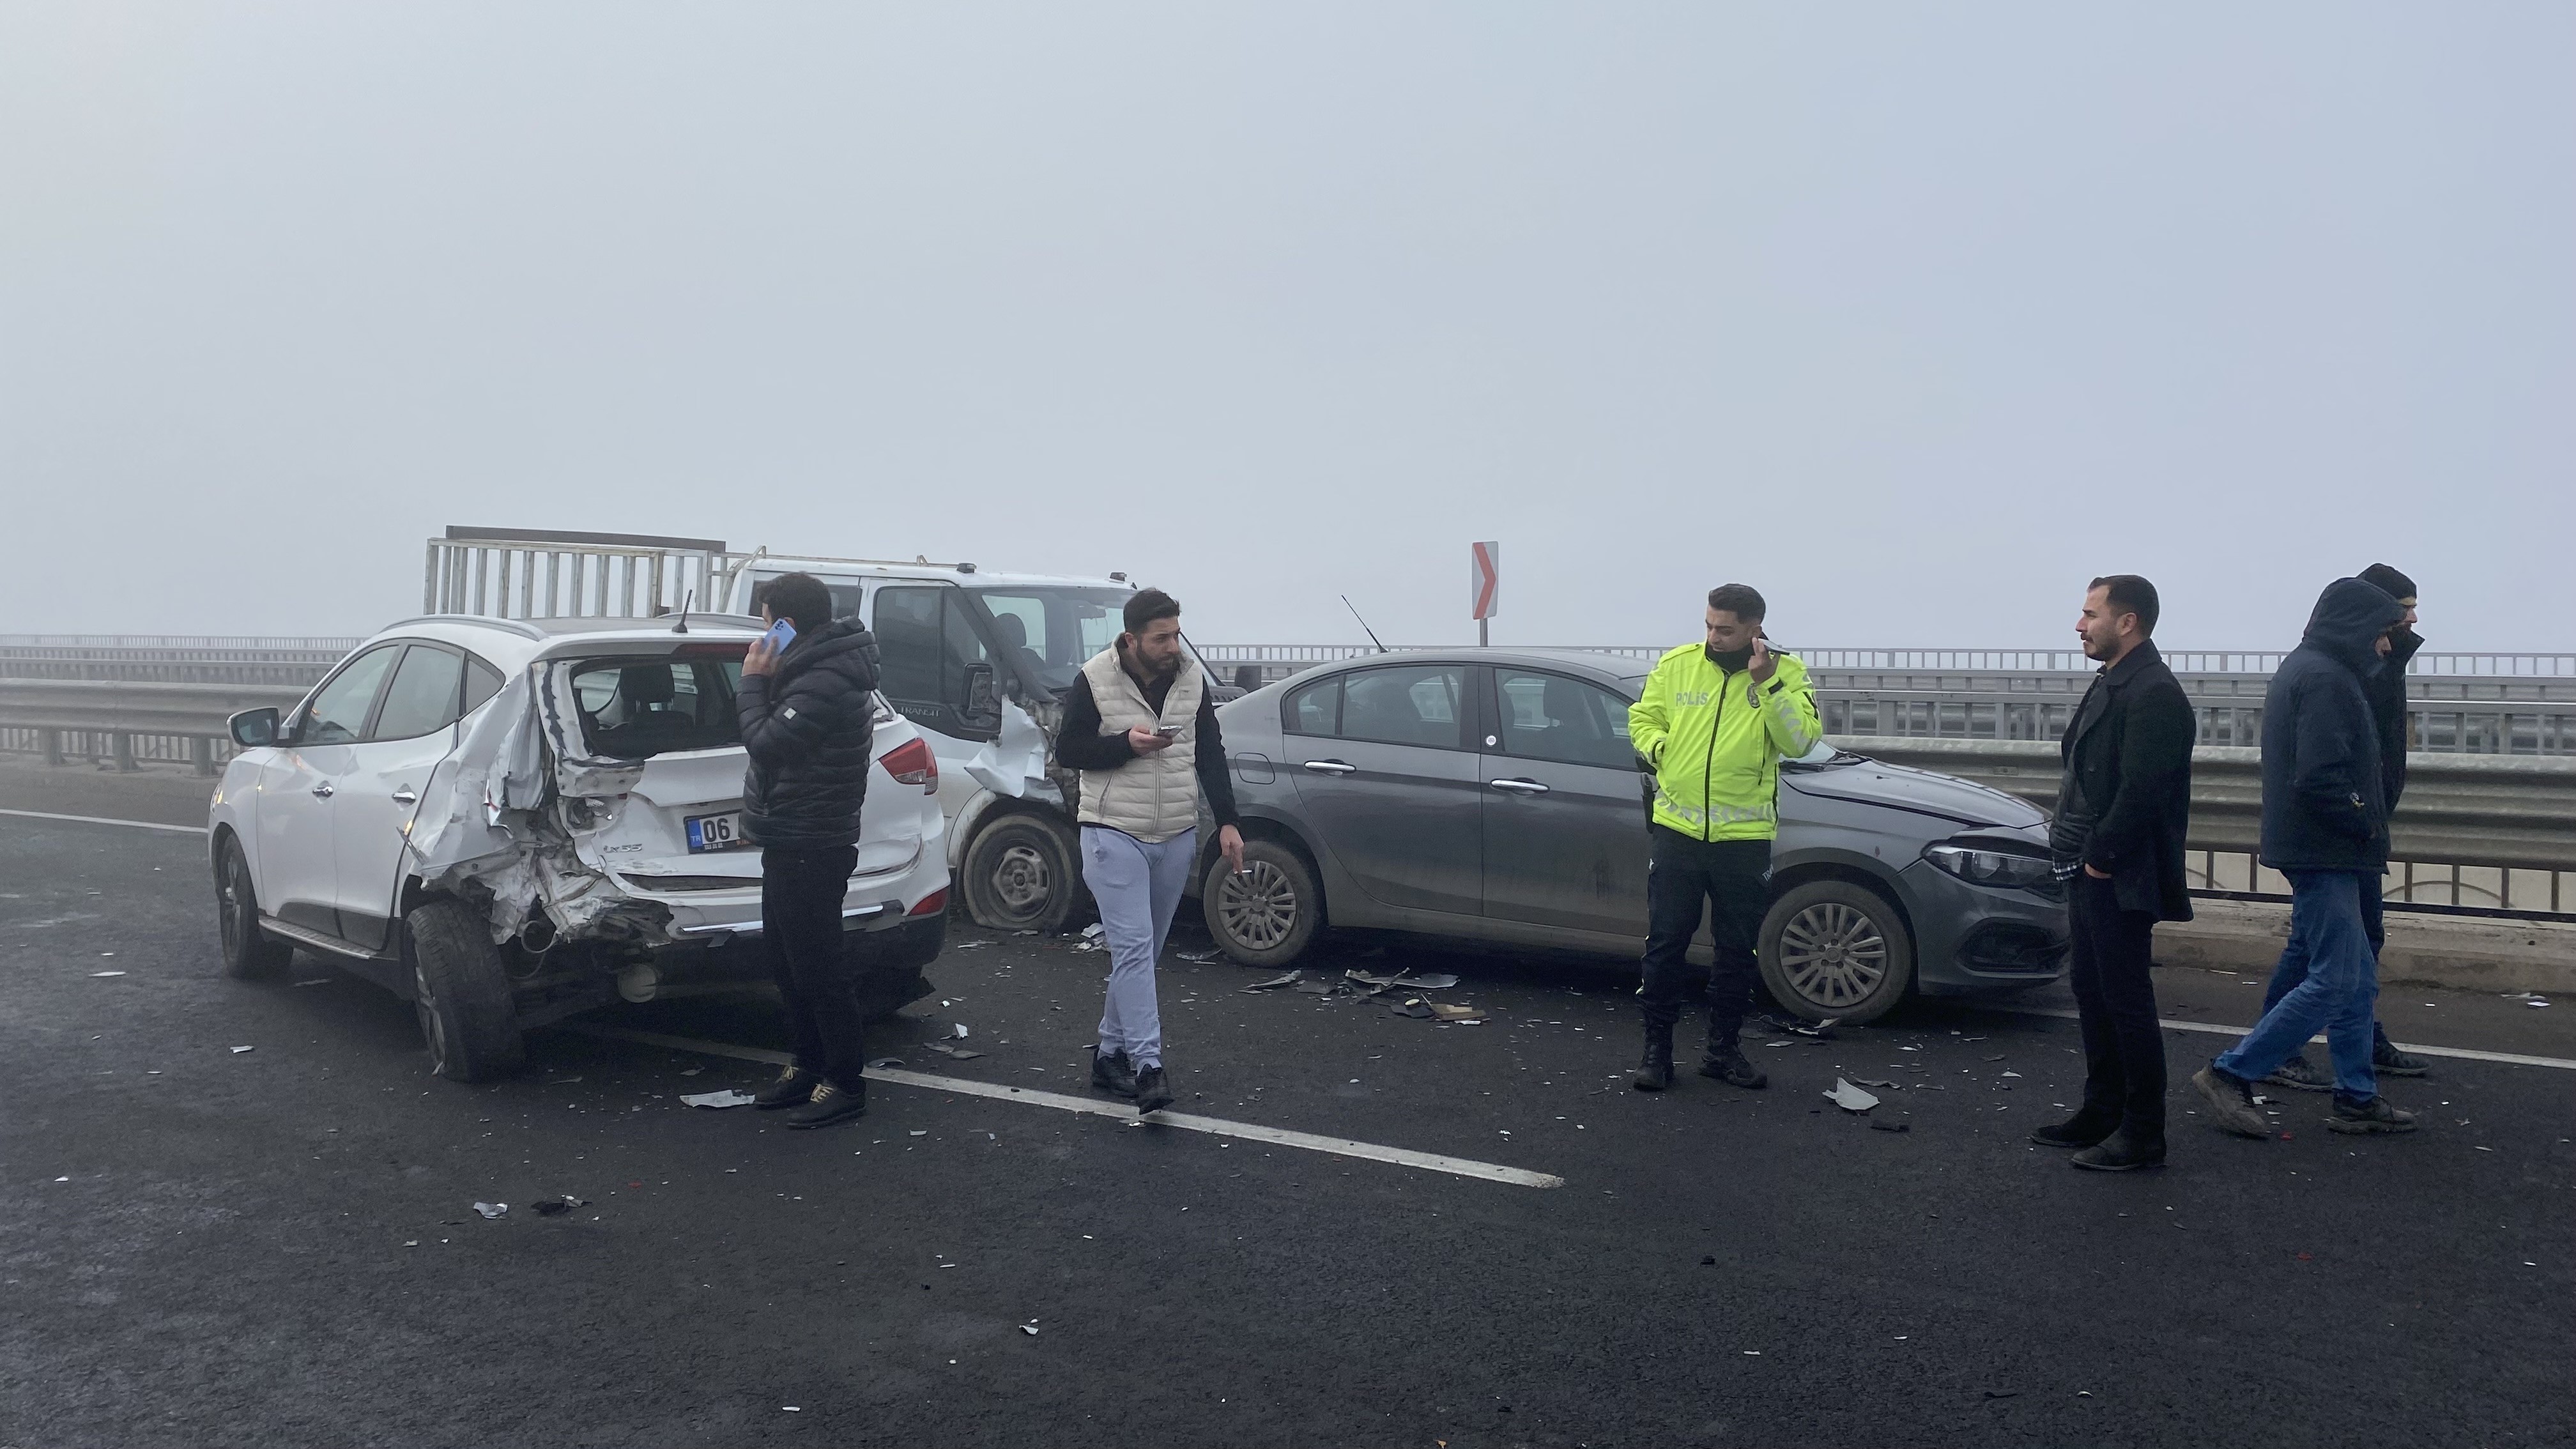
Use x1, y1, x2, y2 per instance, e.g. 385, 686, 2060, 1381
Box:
1471, 540, 1500, 622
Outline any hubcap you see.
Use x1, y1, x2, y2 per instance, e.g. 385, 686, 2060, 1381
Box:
990, 843, 1053, 915
1216, 860, 1298, 950
1778, 901, 1889, 1008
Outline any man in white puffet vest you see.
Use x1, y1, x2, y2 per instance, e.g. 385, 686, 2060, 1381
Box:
1052, 587, 1245, 1115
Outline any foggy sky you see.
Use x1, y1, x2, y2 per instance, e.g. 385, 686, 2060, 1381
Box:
4, 4, 2568, 653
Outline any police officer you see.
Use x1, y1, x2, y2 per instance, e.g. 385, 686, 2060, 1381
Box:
1627, 584, 1823, 1091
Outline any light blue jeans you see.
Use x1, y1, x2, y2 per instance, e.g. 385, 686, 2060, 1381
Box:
2215, 870, 2380, 1106
1082, 825, 1196, 1070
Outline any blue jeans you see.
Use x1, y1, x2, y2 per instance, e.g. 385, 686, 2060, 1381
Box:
2259, 871, 2396, 1059
2216, 870, 2380, 1106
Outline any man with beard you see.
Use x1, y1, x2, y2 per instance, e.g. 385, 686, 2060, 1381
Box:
737, 572, 884, 1130
1053, 588, 1245, 1116
2195, 576, 2419, 1137
2029, 576, 2195, 1170
1626, 583, 1823, 1092
2262, 562, 2432, 1091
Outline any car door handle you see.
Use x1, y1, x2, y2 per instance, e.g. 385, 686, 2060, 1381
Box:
1301, 760, 1358, 776
1488, 778, 1550, 795
310, 782, 334, 799
391, 788, 418, 805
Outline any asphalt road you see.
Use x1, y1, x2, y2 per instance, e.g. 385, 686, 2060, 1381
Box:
4, 807, 2572, 1448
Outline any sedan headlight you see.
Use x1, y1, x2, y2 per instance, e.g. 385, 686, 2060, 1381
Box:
1922, 840, 2055, 890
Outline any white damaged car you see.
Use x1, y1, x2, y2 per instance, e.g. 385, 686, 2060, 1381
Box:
210, 613, 949, 1080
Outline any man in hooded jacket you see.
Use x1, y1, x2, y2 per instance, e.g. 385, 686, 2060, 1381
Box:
2262, 562, 2432, 1091
735, 571, 884, 1130
2192, 576, 2420, 1138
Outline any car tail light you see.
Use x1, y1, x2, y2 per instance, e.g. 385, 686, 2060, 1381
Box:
882, 738, 937, 792
907, 887, 948, 917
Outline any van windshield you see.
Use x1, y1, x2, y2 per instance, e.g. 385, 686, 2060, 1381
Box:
969, 587, 1155, 694
568, 656, 744, 758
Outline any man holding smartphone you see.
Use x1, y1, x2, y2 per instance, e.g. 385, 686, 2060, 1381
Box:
1052, 587, 1245, 1115
735, 572, 883, 1130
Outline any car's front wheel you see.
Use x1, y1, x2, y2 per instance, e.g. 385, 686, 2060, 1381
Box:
1758, 878, 1913, 1024
961, 814, 1082, 934
215, 834, 294, 980
1203, 839, 1319, 968
406, 898, 526, 1082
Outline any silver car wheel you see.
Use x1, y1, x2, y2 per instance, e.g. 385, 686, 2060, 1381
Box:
1216, 859, 1299, 950
1777, 900, 1889, 1009
991, 843, 1053, 913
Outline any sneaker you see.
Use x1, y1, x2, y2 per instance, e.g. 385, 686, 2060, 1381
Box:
783, 1079, 868, 1130
2191, 1064, 2271, 1138
2372, 1040, 2430, 1078
2030, 1113, 2118, 1149
751, 1066, 816, 1110
2260, 1055, 2334, 1093
2070, 1130, 2167, 1172
1091, 1048, 1139, 1098
1696, 1048, 1767, 1090
1133, 1064, 1175, 1116
2326, 1096, 2419, 1134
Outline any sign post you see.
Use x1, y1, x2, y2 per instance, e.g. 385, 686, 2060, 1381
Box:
1470, 540, 1499, 647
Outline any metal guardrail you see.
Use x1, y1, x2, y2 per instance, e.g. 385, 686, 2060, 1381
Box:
0, 639, 360, 686
0, 680, 307, 776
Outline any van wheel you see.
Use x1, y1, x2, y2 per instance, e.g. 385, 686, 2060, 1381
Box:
962, 815, 1080, 934
406, 898, 526, 1082
1758, 879, 1913, 1025
215, 835, 294, 980
1203, 840, 1319, 969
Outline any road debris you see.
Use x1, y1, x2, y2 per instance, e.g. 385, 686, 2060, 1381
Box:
1427, 1002, 1487, 1022
924, 1041, 987, 1061
1823, 1078, 1881, 1112
954, 940, 993, 951
867, 1057, 905, 1069
1021, 1321, 1040, 1335
1869, 1120, 1912, 1133
951, 1023, 971, 1039
680, 1089, 758, 1109
1243, 971, 1301, 992
293, 978, 331, 986
89, 970, 125, 977
531, 1195, 588, 1217
1075, 923, 1108, 952
472, 1202, 508, 1220
1176, 949, 1222, 963
229, 1045, 254, 1054
1851, 1078, 1901, 1089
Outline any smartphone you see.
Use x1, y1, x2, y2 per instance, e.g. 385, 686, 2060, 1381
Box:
1153, 724, 1182, 739
760, 618, 796, 652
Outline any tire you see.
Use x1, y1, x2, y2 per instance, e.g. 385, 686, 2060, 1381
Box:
215, 834, 294, 980
1202, 838, 1320, 969
1757, 878, 1914, 1025
848, 913, 944, 1022
406, 898, 526, 1082
961, 814, 1082, 934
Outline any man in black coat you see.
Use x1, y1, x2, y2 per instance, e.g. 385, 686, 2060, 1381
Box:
2260, 562, 2431, 1091
735, 572, 883, 1130
2195, 577, 2420, 1137
2031, 575, 2195, 1172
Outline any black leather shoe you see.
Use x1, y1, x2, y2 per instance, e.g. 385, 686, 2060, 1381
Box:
752, 1067, 816, 1110
1696, 1048, 1767, 1090
2070, 1130, 2167, 1172
1631, 1032, 1675, 1091
784, 1078, 867, 1130
1091, 1048, 1139, 1098
1133, 1064, 1175, 1116
2030, 1113, 2118, 1149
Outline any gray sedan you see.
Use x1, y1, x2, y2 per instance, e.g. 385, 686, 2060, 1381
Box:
1192, 648, 2068, 1023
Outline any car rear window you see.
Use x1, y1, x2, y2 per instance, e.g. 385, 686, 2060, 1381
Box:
568, 657, 744, 758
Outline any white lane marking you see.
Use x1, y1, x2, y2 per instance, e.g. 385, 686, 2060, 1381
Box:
570, 1023, 1566, 1189
0, 808, 207, 836
1993, 1005, 2576, 1071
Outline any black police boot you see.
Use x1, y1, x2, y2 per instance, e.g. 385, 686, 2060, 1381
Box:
1091, 1047, 1139, 1098
1631, 1026, 1676, 1091
1697, 1020, 1767, 1090
752, 1066, 817, 1110
783, 1077, 867, 1130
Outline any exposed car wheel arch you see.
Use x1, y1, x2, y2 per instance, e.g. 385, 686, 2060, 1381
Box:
1765, 857, 1914, 932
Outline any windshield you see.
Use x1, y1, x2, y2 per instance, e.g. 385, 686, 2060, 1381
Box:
970, 586, 1203, 694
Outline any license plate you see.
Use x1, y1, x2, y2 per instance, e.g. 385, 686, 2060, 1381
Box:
685, 811, 747, 853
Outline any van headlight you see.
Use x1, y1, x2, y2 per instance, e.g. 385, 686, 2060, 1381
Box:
1922, 841, 2055, 890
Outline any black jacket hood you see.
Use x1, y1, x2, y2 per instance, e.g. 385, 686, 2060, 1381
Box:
2299, 578, 2404, 678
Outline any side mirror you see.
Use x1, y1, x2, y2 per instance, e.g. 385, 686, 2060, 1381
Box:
960, 663, 999, 719
229, 707, 281, 749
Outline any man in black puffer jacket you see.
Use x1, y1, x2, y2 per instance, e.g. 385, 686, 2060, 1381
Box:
2195, 576, 2419, 1140
735, 572, 882, 1130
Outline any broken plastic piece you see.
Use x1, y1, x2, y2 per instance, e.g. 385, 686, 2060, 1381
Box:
923, 1041, 987, 1061
1294, 980, 1334, 995
1851, 1078, 1900, 1089
472, 1202, 508, 1219
1823, 1078, 1880, 1112
229, 1045, 254, 1054
680, 1089, 758, 1108
1869, 1120, 1911, 1133
1176, 949, 1221, 963
1426, 1003, 1486, 1022
90, 970, 125, 977
1243, 971, 1301, 991
866, 1057, 905, 1070
1392, 1000, 1434, 1019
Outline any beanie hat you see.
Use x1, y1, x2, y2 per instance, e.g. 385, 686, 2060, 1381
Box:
2359, 563, 2418, 602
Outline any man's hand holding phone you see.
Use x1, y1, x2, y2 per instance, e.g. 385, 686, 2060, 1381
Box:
1126, 724, 1177, 754
1747, 636, 1776, 685
743, 618, 795, 679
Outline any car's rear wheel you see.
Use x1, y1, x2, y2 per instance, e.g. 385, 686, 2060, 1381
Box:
215, 835, 294, 980
1203, 839, 1319, 968
962, 814, 1081, 934
406, 898, 526, 1082
1758, 878, 1913, 1025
